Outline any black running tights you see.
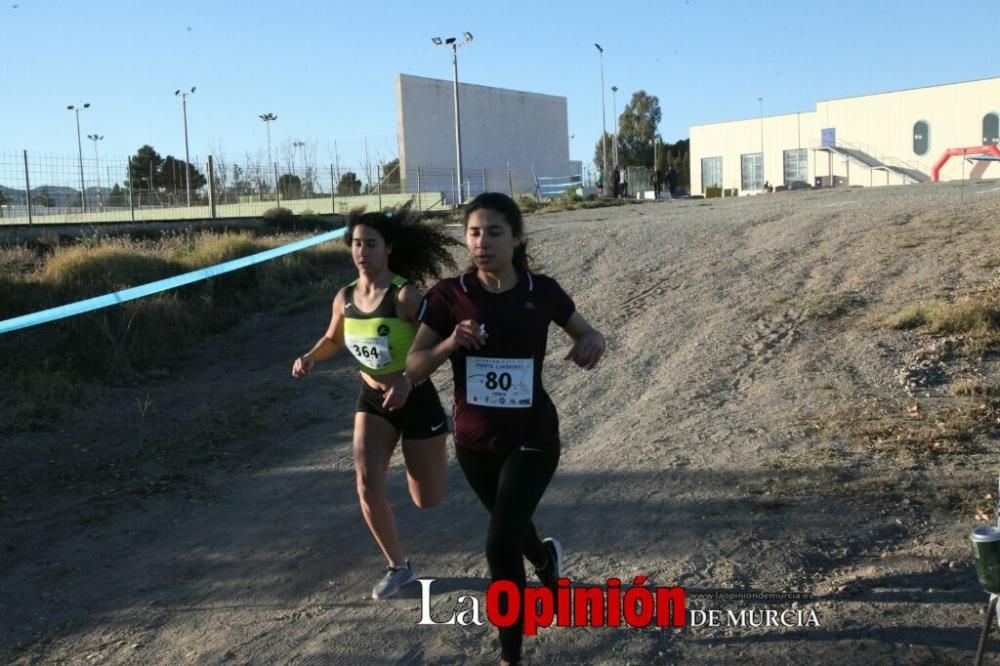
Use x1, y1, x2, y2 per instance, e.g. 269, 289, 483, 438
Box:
456, 439, 560, 663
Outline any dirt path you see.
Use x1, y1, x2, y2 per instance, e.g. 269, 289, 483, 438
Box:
3, 181, 1000, 664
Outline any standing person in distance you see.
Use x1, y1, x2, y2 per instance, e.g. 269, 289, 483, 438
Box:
406, 192, 606, 665
292, 205, 459, 600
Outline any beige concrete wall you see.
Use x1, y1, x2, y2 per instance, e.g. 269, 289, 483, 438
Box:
690, 77, 1000, 195
692, 112, 817, 194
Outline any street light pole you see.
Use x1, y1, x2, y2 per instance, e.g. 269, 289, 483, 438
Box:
67, 103, 90, 212
259, 112, 278, 187
594, 43, 607, 190
758, 96, 765, 189
175, 86, 196, 206
87, 134, 104, 210
433, 32, 473, 204
292, 140, 305, 195
611, 85, 619, 166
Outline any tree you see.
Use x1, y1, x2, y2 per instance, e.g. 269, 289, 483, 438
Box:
278, 173, 303, 199
593, 131, 614, 172
161, 155, 207, 194
128, 145, 164, 192
381, 158, 400, 193
337, 171, 362, 196
591, 90, 662, 169
124, 145, 206, 197
617, 90, 662, 167
107, 183, 127, 208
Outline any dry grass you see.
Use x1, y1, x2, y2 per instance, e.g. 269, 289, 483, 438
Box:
520, 193, 634, 215
953, 378, 1000, 397
815, 395, 1000, 461
0, 230, 351, 431
881, 280, 1000, 362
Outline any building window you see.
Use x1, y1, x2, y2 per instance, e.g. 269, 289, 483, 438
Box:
701, 156, 722, 191
783, 149, 808, 186
984, 113, 1000, 146
913, 120, 929, 155
741, 153, 763, 191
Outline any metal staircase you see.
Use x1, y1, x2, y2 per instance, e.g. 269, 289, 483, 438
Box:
815, 140, 930, 185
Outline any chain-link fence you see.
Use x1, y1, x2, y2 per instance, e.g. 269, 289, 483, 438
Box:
0, 151, 589, 225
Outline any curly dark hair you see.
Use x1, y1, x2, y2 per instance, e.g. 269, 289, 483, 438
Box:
344, 202, 460, 286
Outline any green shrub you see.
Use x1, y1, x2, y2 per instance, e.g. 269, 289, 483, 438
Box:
517, 195, 541, 213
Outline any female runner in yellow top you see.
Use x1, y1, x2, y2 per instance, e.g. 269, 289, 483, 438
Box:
292, 205, 459, 599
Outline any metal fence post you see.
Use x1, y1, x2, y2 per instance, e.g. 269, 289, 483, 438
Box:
330, 164, 336, 214
416, 166, 421, 211
377, 164, 382, 210
482, 168, 486, 196
508, 163, 514, 198
274, 163, 280, 206
23, 150, 32, 225
207, 156, 217, 219
127, 157, 136, 222
452, 168, 457, 207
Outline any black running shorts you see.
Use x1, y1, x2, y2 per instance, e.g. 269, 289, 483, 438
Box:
355, 378, 449, 440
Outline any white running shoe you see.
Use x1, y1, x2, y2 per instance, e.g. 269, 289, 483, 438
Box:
372, 560, 416, 599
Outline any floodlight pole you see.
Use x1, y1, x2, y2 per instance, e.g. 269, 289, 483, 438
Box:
67, 103, 90, 212
595, 44, 608, 189
611, 86, 620, 166
87, 134, 104, 209
433, 33, 473, 204
176, 86, 196, 206
259, 112, 278, 187
758, 97, 765, 186
451, 45, 463, 203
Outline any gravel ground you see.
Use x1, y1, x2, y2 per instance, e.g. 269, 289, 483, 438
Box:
3, 179, 1000, 664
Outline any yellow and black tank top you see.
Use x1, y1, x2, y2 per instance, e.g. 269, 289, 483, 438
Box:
343, 275, 418, 376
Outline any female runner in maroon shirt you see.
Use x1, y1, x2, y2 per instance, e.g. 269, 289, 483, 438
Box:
406, 192, 605, 665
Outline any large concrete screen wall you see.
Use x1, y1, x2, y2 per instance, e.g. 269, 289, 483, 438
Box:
396, 74, 569, 201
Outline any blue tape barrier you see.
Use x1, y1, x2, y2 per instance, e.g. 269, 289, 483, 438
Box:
0, 228, 346, 335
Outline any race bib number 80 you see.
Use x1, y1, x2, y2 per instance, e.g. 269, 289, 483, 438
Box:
345, 333, 391, 370
466, 357, 533, 408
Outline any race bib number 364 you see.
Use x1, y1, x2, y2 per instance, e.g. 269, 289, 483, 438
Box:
345, 334, 391, 370
466, 357, 533, 408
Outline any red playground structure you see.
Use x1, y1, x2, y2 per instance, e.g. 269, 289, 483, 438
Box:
931, 145, 1000, 181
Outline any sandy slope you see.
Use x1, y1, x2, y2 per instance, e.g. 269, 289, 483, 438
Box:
3, 180, 1000, 664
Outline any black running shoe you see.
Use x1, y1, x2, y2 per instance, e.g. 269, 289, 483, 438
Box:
535, 537, 563, 590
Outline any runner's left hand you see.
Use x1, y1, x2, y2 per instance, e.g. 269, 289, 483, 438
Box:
382, 374, 413, 411
565, 330, 605, 370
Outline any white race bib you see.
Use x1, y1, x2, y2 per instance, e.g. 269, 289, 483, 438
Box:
466, 357, 533, 408
345, 333, 391, 370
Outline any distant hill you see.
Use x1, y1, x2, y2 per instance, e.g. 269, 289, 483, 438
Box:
0, 185, 112, 208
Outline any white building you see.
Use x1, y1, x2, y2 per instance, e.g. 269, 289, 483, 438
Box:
690, 76, 1000, 196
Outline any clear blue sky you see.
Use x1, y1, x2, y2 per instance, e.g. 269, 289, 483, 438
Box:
3, 0, 998, 171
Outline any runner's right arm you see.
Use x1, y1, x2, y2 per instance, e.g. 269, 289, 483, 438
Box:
292, 289, 346, 378
405, 320, 486, 383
